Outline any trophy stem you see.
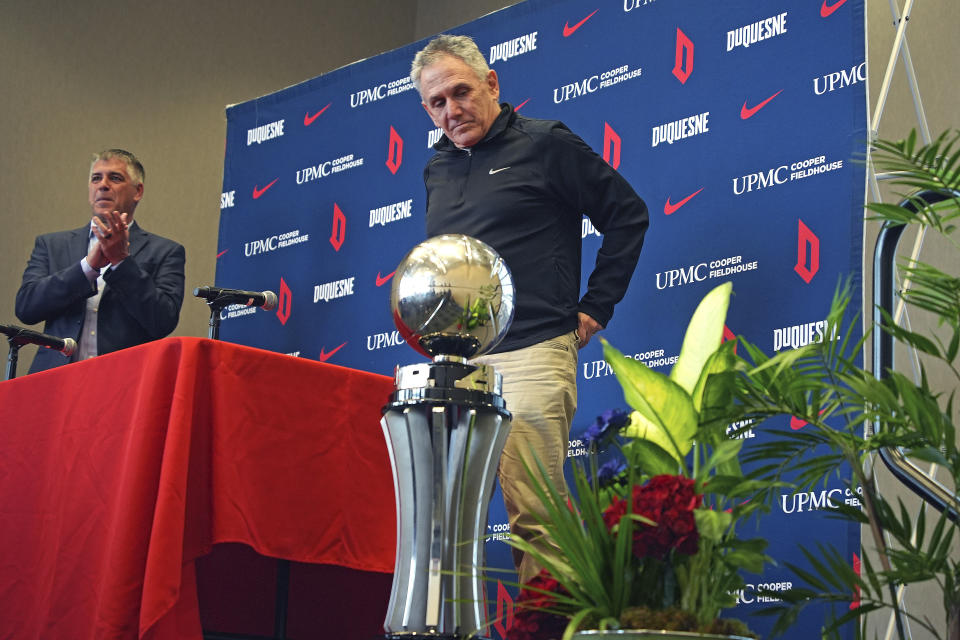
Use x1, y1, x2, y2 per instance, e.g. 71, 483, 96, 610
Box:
381, 361, 510, 640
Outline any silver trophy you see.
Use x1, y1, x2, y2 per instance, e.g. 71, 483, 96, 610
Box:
381, 234, 514, 639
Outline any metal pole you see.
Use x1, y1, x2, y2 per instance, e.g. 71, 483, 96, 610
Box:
4, 340, 19, 381
886, 0, 931, 142
871, 0, 916, 138
207, 305, 222, 341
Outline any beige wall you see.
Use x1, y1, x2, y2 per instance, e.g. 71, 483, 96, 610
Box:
864, 4, 958, 639
414, 0, 518, 39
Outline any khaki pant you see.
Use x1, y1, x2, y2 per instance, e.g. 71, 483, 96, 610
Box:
473, 331, 578, 583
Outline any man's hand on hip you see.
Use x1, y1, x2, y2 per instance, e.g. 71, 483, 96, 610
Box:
576, 312, 604, 349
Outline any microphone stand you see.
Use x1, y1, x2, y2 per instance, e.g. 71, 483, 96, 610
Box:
205, 302, 224, 341
199, 294, 238, 341
2, 327, 55, 381
194, 288, 277, 341
5, 336, 21, 381
198, 292, 254, 341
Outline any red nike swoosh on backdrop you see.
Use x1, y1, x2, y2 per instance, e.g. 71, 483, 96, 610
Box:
304, 103, 332, 126
215, 249, 229, 259
514, 98, 530, 111
252, 178, 279, 199
563, 9, 598, 37
376, 270, 395, 287
820, 0, 848, 18
318, 342, 347, 362
740, 89, 783, 119
664, 188, 703, 215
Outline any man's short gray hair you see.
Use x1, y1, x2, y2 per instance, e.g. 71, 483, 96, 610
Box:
411, 34, 491, 95
90, 148, 145, 185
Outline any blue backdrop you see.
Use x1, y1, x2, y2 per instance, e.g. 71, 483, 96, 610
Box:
216, 1, 868, 637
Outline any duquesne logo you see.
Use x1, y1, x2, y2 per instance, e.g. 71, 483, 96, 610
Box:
514, 98, 530, 111
376, 271, 395, 287
664, 188, 703, 215
314, 276, 355, 302
330, 204, 347, 251
216, 249, 229, 259
247, 120, 284, 146
386, 126, 403, 175
304, 103, 331, 126
370, 199, 413, 228
276, 277, 292, 325
563, 9, 598, 37
740, 90, 783, 119
493, 581, 515, 639
726, 13, 788, 52
489, 31, 538, 64
673, 28, 694, 84
603, 122, 621, 169
774, 319, 835, 352
652, 112, 709, 147
820, 0, 848, 18
318, 342, 347, 362
795, 219, 820, 283
252, 178, 278, 199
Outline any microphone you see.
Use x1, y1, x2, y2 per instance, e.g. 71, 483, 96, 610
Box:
0, 324, 77, 356
193, 286, 278, 311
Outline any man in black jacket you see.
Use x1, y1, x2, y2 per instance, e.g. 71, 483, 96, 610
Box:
412, 35, 648, 582
15, 149, 185, 374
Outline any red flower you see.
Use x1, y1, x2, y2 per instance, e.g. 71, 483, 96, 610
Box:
507, 569, 570, 640
602, 475, 702, 559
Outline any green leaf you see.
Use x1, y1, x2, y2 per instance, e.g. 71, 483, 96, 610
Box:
693, 507, 731, 544
877, 307, 943, 358
692, 341, 739, 415
603, 341, 698, 463
904, 445, 950, 467
670, 282, 732, 395
946, 327, 960, 362
623, 436, 683, 476
697, 438, 743, 482
723, 548, 767, 574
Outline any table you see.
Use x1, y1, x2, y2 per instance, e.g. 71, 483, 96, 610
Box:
0, 337, 397, 639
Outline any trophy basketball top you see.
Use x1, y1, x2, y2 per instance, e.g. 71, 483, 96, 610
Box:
390, 234, 515, 360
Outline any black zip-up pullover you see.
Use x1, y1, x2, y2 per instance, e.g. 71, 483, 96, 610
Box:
424, 103, 649, 354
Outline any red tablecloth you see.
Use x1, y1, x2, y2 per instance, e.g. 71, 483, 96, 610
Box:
0, 337, 397, 639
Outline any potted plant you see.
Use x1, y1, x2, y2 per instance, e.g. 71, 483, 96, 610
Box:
504, 281, 778, 640
733, 129, 960, 640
